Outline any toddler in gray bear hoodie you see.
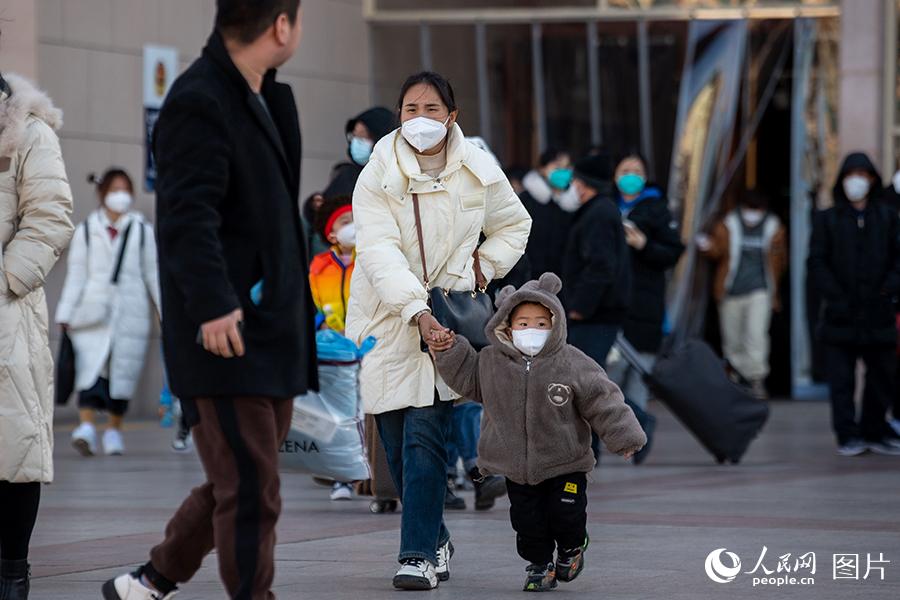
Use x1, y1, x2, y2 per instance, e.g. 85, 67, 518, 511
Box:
433, 272, 646, 592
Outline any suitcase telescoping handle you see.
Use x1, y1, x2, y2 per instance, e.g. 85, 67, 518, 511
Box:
613, 333, 654, 380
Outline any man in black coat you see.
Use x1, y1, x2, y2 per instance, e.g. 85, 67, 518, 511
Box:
808, 151, 900, 458
104, 2, 316, 599
562, 153, 632, 368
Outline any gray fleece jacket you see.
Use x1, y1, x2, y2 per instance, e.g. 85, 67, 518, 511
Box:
435, 272, 647, 485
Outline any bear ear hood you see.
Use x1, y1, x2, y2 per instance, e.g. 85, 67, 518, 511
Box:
486, 272, 568, 358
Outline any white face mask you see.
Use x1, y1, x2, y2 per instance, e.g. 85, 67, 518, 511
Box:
892, 170, 900, 194
740, 208, 765, 227
401, 116, 450, 153
511, 328, 551, 357
335, 223, 356, 248
104, 191, 133, 214
843, 175, 871, 202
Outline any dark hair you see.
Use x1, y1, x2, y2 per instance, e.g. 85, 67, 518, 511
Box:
396, 71, 457, 113
88, 168, 134, 199
538, 148, 568, 168
216, 0, 300, 45
314, 195, 352, 243
741, 190, 769, 210
616, 150, 647, 166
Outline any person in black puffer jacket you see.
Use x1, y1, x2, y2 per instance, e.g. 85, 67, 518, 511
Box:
604, 154, 683, 465
808, 151, 900, 457
519, 148, 581, 280
562, 152, 631, 368
605, 154, 683, 404
323, 106, 398, 200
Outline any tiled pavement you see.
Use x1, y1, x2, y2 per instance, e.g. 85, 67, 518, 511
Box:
31, 401, 900, 599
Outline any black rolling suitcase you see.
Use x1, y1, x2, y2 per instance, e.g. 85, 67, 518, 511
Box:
615, 335, 769, 464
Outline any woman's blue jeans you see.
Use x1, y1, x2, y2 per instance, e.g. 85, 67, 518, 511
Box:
376, 393, 453, 565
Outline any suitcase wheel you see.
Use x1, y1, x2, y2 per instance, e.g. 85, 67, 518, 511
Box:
370, 500, 398, 514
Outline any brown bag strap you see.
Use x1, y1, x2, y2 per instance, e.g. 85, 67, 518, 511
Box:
412, 192, 488, 292
412, 193, 430, 289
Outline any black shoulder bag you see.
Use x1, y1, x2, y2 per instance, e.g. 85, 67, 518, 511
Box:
412, 193, 494, 350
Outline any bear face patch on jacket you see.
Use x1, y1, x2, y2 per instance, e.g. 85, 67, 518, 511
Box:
547, 383, 573, 407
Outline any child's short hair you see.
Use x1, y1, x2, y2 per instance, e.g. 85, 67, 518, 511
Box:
314, 195, 352, 243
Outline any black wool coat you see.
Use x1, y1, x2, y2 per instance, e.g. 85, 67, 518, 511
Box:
561, 195, 632, 325
154, 31, 318, 404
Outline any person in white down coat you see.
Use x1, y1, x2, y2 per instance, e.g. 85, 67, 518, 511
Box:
346, 71, 531, 590
0, 72, 74, 598
56, 168, 161, 457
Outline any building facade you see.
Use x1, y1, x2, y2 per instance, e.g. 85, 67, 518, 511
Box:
0, 0, 896, 411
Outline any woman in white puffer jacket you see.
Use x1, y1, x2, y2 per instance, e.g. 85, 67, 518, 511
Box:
55, 168, 161, 457
0, 71, 74, 599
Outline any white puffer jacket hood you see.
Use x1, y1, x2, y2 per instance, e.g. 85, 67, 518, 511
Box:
0, 73, 75, 484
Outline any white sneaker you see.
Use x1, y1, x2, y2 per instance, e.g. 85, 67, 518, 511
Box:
836, 439, 868, 457
71, 422, 97, 457
435, 540, 454, 582
171, 430, 192, 452
101, 572, 177, 599
103, 429, 125, 456
393, 559, 438, 590
330, 482, 353, 501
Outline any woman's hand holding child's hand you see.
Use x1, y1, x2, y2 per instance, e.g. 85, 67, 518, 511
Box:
418, 313, 455, 353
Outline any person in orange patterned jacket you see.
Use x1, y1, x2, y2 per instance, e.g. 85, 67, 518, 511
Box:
310, 196, 356, 334
310, 195, 359, 501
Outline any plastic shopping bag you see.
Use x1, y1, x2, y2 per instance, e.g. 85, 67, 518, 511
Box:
279, 331, 376, 481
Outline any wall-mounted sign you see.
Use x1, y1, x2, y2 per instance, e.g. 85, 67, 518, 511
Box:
143, 45, 179, 192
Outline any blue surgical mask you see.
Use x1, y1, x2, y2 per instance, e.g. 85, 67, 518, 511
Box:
547, 168, 573, 191
617, 173, 646, 196
349, 136, 374, 166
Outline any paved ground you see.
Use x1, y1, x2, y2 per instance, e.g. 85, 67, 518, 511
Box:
31, 400, 900, 599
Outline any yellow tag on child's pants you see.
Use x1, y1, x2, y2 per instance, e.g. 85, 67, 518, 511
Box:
564, 482, 578, 494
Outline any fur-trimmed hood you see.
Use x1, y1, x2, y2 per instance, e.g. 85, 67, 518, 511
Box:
0, 73, 64, 158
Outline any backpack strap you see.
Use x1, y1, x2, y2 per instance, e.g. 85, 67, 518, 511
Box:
110, 222, 134, 284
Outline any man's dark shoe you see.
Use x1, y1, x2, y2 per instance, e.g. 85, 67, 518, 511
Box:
469, 467, 506, 510
444, 484, 466, 510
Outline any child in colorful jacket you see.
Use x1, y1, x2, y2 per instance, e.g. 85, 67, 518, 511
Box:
310, 196, 356, 334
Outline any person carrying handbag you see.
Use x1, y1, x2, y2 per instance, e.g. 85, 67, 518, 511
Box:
55, 169, 161, 457
346, 71, 531, 590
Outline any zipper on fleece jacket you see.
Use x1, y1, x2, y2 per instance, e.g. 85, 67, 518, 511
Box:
523, 357, 532, 482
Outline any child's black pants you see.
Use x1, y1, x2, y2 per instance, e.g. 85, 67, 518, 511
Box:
505, 472, 588, 565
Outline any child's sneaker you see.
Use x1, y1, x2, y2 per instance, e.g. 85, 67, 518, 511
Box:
523, 562, 557, 592
556, 534, 589, 582
330, 482, 353, 501
171, 429, 192, 453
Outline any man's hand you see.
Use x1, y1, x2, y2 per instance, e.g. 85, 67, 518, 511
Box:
624, 223, 647, 250
201, 308, 245, 358
695, 233, 712, 252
